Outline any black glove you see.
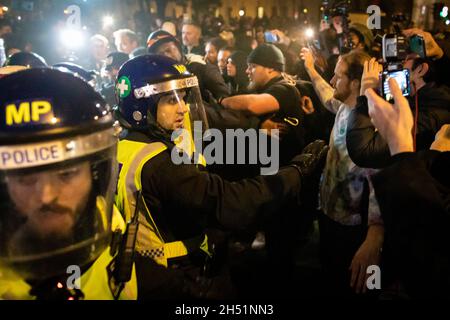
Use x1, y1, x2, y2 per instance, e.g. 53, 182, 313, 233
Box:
290, 140, 328, 178
290, 140, 329, 207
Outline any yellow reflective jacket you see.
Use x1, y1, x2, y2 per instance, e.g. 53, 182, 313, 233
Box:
115, 138, 210, 268
0, 206, 138, 300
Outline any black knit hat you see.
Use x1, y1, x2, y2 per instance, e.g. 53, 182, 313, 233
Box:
247, 43, 285, 72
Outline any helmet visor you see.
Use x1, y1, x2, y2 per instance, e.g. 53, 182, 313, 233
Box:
0, 133, 117, 281
156, 86, 209, 157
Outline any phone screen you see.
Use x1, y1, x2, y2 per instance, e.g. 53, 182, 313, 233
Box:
264, 31, 278, 43
382, 69, 410, 102
410, 35, 426, 58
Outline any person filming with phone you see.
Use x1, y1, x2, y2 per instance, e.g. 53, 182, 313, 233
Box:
346, 28, 450, 169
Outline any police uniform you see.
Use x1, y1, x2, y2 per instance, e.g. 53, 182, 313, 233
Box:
114, 55, 327, 298
0, 68, 159, 300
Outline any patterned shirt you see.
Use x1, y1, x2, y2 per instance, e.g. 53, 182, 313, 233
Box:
311, 72, 383, 226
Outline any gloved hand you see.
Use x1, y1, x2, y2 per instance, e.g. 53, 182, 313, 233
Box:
290, 140, 329, 208
290, 140, 328, 178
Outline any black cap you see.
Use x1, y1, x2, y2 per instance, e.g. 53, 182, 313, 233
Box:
247, 44, 285, 72
147, 29, 182, 55
104, 52, 129, 71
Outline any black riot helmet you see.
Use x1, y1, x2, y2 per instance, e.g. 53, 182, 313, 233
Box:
0, 68, 119, 286
4, 51, 48, 68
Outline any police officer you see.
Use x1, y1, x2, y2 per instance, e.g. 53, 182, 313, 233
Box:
3, 51, 47, 68
147, 29, 230, 103
0, 68, 140, 300
114, 54, 328, 298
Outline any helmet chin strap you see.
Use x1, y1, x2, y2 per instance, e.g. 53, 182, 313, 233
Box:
113, 108, 134, 130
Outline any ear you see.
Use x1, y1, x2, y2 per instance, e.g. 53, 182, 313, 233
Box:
269, 68, 276, 74
351, 78, 361, 92
416, 63, 429, 77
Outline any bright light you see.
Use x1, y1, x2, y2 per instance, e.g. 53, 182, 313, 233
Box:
103, 15, 114, 29
257, 7, 264, 19
17, 16, 21, 21
2, 6, 8, 12
421, 5, 426, 15
441, 6, 448, 18
60, 28, 85, 49
239, 10, 245, 17
446, 19, 450, 25
303, 8, 308, 14
305, 28, 314, 38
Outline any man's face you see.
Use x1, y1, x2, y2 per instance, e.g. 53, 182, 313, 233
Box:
156, 42, 183, 62
205, 43, 218, 65
246, 63, 271, 91
91, 39, 109, 62
115, 35, 136, 55
182, 25, 200, 47
330, 59, 352, 102
6, 162, 92, 240
157, 91, 188, 131
217, 49, 231, 73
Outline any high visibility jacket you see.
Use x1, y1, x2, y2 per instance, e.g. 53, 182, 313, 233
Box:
0, 206, 138, 300
115, 139, 210, 268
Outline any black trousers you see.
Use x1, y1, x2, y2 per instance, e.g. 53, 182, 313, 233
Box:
318, 212, 368, 298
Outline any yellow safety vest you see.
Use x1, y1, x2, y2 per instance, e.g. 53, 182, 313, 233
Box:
115, 139, 210, 268
0, 206, 138, 300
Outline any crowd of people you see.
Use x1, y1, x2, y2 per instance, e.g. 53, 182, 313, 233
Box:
0, 6, 449, 301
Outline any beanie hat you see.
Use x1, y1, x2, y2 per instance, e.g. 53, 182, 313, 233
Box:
247, 43, 285, 72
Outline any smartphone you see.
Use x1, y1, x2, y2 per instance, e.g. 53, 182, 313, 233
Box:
409, 34, 426, 58
264, 31, 278, 43
380, 69, 411, 102
307, 39, 321, 51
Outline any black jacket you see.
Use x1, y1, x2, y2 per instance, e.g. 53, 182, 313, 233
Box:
296, 80, 335, 144
372, 151, 450, 298
346, 84, 450, 168
434, 53, 450, 87
257, 76, 306, 166
123, 131, 301, 238
123, 130, 301, 299
187, 59, 230, 102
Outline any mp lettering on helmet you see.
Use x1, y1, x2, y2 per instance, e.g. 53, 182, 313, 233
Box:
173, 64, 187, 74
5, 100, 54, 126
117, 76, 131, 98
